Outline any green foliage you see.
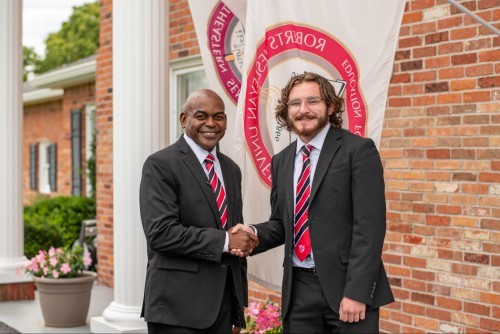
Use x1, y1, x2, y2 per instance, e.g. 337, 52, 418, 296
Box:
23, 46, 42, 81
36, 1, 100, 74
24, 196, 96, 259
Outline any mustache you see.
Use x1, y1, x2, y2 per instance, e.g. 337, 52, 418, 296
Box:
294, 114, 317, 121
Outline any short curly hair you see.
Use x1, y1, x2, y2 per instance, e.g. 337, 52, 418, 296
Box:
275, 72, 344, 131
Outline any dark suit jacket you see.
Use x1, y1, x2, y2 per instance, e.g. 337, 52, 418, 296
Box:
139, 136, 247, 328
254, 127, 394, 318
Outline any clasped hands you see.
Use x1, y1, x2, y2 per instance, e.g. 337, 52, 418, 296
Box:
227, 224, 258, 257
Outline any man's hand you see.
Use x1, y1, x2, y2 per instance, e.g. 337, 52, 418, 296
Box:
232, 325, 241, 334
228, 224, 259, 257
339, 297, 366, 323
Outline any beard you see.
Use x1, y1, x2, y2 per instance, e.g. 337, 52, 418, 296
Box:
288, 113, 330, 138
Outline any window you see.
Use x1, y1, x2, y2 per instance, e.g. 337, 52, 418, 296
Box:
38, 141, 57, 194
170, 57, 208, 143
85, 103, 96, 197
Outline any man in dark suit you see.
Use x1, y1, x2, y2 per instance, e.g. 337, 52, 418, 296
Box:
232, 73, 394, 333
140, 89, 258, 334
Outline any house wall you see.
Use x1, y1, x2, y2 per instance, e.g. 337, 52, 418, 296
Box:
23, 82, 95, 204
95, 0, 499, 332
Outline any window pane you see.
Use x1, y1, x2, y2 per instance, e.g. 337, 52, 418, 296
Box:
175, 70, 208, 138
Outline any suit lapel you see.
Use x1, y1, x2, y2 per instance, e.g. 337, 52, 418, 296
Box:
310, 127, 342, 203
177, 137, 222, 229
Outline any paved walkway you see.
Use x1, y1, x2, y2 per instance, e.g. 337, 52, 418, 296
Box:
0, 283, 113, 333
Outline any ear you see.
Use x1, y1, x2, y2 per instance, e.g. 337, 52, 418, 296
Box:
180, 112, 187, 128
327, 104, 334, 116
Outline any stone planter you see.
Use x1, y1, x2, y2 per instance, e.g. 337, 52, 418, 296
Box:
33, 271, 97, 327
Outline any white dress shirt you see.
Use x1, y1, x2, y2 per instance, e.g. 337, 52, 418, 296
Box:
292, 124, 331, 268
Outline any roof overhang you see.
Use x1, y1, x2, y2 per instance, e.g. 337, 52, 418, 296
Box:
28, 60, 96, 89
23, 88, 64, 106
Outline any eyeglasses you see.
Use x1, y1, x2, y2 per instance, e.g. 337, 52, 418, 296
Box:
287, 96, 323, 111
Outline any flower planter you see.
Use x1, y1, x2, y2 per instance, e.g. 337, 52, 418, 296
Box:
33, 271, 97, 327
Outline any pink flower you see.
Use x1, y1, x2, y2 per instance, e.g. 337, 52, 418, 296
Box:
49, 257, 58, 267
52, 270, 59, 279
43, 267, 49, 276
48, 247, 56, 257
60, 263, 72, 274
36, 250, 46, 263
83, 253, 92, 267
29, 258, 40, 273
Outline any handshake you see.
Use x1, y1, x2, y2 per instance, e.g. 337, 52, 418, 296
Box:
228, 224, 258, 257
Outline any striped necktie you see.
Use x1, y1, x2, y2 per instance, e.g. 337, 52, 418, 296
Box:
204, 153, 228, 229
295, 144, 313, 261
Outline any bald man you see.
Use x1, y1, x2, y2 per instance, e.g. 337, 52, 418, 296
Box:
140, 89, 258, 333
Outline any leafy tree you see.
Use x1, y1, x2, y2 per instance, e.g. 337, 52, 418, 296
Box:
23, 46, 41, 81
36, 1, 100, 74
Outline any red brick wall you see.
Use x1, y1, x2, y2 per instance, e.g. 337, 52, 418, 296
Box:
23, 83, 95, 204
381, 1, 499, 333
95, 0, 114, 287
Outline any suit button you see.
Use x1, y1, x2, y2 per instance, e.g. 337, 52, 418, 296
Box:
221, 264, 227, 270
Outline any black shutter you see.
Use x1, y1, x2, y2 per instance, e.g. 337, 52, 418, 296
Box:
29, 143, 38, 190
49, 143, 57, 191
71, 109, 82, 196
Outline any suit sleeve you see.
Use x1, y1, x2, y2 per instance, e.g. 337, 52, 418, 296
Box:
140, 156, 226, 262
343, 138, 387, 304
253, 155, 286, 253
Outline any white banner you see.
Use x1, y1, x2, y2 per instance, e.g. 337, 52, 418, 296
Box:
235, 0, 406, 290
187, 0, 245, 158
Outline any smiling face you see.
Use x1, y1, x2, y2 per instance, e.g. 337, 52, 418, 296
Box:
287, 81, 333, 143
180, 89, 227, 151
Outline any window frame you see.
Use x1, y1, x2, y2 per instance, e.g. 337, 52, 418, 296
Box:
169, 56, 207, 144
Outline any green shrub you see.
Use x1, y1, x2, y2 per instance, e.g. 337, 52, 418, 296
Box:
24, 196, 96, 258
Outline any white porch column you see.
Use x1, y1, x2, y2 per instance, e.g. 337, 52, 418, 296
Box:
91, 0, 169, 332
0, 0, 29, 285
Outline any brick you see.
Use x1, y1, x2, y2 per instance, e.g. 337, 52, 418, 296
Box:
401, 60, 423, 71
425, 56, 450, 68
451, 149, 476, 159
425, 82, 449, 93
481, 219, 499, 230
403, 278, 426, 291
425, 215, 451, 226
479, 49, 500, 62
463, 91, 490, 102
437, 93, 461, 104
399, 36, 423, 48
452, 312, 480, 327
413, 46, 437, 58
380, 320, 401, 333
480, 317, 500, 332
440, 66, 464, 79
465, 37, 492, 51
452, 172, 477, 181
478, 76, 500, 88
415, 316, 439, 331
451, 104, 476, 114
450, 79, 476, 91
452, 263, 478, 276
427, 149, 450, 159
465, 63, 493, 77
403, 301, 427, 315
414, 70, 437, 81
451, 27, 477, 40
438, 16, 462, 29
438, 41, 464, 54
390, 310, 412, 324
412, 292, 435, 305
452, 53, 478, 65
437, 296, 462, 310
427, 283, 451, 296
425, 31, 449, 44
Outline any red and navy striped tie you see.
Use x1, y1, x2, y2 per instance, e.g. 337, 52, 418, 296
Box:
295, 144, 313, 261
205, 153, 228, 229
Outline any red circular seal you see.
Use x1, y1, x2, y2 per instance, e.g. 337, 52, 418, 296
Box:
244, 24, 367, 187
